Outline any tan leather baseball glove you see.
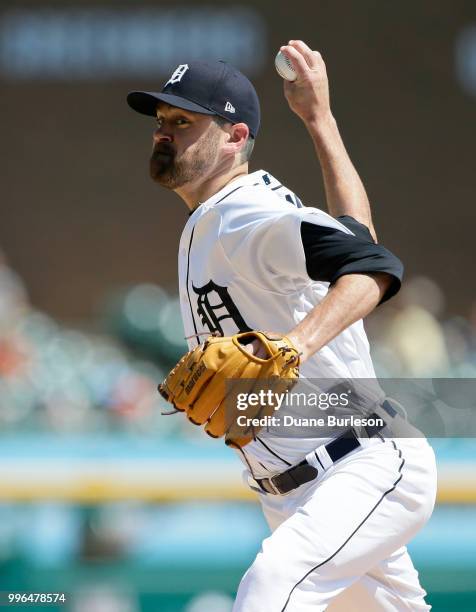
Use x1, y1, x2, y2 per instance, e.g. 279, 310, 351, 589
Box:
158, 331, 300, 446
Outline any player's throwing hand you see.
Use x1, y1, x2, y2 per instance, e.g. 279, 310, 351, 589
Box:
280, 40, 331, 124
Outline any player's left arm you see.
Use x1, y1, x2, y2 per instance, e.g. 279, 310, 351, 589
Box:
286, 272, 389, 362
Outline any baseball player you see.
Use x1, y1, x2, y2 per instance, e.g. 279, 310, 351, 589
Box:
127, 41, 437, 611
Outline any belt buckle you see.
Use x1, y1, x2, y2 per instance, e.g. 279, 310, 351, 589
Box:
267, 475, 283, 495
247, 473, 281, 496
246, 473, 268, 495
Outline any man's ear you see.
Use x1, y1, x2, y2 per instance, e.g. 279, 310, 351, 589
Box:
222, 123, 249, 155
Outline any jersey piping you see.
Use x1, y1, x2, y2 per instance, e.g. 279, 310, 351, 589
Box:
185, 185, 245, 337
185, 225, 199, 340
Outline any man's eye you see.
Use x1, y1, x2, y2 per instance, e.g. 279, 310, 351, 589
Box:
156, 117, 189, 128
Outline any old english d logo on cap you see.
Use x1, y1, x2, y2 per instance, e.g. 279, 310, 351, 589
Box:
164, 64, 189, 88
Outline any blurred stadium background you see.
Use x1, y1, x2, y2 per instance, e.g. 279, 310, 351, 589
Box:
1, 1, 475, 610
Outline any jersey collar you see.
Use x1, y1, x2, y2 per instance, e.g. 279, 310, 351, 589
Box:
197, 169, 271, 210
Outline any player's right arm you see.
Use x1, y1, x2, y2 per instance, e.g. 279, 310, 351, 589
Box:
281, 40, 377, 242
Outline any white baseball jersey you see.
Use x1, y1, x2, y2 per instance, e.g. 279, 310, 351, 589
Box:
178, 169, 380, 473
176, 169, 436, 611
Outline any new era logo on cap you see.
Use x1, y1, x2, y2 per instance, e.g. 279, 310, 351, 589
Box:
127, 60, 261, 138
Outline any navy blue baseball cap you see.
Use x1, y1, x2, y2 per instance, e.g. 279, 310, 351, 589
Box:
127, 60, 260, 138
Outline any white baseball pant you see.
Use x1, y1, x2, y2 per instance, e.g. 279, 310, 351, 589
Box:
233, 437, 437, 611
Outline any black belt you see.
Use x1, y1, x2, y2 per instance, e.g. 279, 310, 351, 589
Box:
255, 401, 397, 496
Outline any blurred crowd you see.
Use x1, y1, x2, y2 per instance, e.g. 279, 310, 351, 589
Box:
0, 251, 475, 433
0, 250, 187, 435
367, 275, 476, 378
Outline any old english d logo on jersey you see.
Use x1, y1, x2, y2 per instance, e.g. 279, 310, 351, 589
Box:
164, 64, 189, 88
192, 280, 251, 336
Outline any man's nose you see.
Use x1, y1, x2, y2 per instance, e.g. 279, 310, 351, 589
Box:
153, 129, 173, 143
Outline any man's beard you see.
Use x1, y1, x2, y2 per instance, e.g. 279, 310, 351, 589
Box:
149, 131, 219, 190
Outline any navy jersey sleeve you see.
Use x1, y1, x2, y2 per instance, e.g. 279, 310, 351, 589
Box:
300, 217, 403, 304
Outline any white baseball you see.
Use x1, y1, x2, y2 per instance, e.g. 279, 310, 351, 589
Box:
275, 50, 297, 82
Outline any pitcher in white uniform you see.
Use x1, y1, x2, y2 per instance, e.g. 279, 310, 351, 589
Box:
127, 40, 437, 611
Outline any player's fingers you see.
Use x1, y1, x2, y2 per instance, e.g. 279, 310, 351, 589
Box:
280, 44, 309, 78
288, 40, 321, 69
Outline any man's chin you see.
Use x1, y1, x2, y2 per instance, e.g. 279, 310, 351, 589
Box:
149, 162, 176, 188
151, 172, 190, 191
150, 171, 172, 187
